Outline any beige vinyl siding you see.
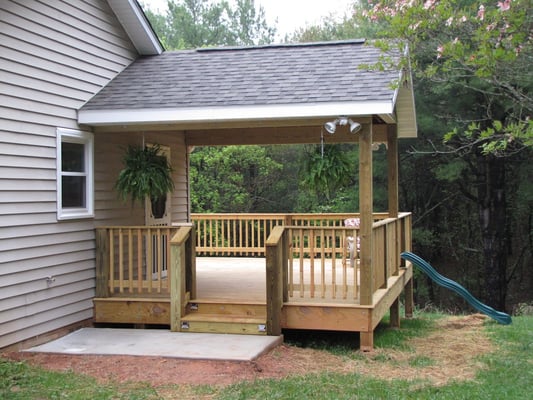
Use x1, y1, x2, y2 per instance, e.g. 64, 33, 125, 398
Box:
93, 131, 189, 226
0, 0, 141, 348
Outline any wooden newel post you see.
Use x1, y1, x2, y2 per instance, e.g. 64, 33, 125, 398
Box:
95, 228, 110, 298
185, 224, 196, 300
266, 225, 285, 336
170, 226, 192, 332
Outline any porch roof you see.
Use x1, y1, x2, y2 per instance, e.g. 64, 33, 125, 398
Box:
79, 39, 417, 138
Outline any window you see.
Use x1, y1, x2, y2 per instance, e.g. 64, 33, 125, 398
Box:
56, 128, 94, 220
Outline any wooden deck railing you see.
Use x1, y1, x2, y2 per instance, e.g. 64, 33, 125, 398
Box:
191, 213, 389, 256
286, 225, 359, 300
371, 213, 412, 292
95, 213, 411, 313
265, 212, 412, 311
95, 226, 178, 297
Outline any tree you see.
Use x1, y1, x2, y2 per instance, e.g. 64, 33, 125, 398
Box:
143, 0, 276, 49
190, 146, 283, 213
363, 0, 532, 310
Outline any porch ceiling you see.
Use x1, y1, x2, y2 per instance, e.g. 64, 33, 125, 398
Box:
79, 39, 417, 139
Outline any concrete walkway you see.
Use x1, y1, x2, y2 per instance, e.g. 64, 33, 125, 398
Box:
25, 328, 282, 361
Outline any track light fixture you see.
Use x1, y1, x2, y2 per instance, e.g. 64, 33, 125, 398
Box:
323, 117, 362, 135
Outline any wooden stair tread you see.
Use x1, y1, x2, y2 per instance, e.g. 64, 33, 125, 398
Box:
190, 298, 266, 306
181, 313, 265, 324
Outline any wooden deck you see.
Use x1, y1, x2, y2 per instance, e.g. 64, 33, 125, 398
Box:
94, 213, 414, 350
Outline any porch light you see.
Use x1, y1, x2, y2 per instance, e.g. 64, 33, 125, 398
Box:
324, 117, 361, 134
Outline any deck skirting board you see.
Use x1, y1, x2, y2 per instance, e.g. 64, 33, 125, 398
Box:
281, 264, 412, 333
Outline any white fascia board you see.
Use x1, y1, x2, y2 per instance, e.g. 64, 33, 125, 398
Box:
108, 0, 163, 55
78, 101, 394, 126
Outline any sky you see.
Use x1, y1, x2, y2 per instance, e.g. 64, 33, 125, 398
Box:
142, 0, 355, 40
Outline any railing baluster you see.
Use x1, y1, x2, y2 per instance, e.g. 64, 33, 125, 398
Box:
320, 228, 325, 298
165, 228, 172, 293
299, 228, 304, 297
118, 228, 124, 294
147, 228, 152, 293
245, 218, 250, 256
343, 229, 348, 299
331, 228, 336, 299
289, 227, 294, 297
128, 229, 133, 293
137, 228, 142, 294
157, 228, 162, 293
238, 219, 246, 256
109, 229, 114, 294
310, 229, 315, 298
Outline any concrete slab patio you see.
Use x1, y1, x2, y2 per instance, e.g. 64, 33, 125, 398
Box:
24, 328, 282, 361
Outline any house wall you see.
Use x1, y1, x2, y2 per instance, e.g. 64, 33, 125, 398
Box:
0, 0, 166, 348
93, 130, 189, 226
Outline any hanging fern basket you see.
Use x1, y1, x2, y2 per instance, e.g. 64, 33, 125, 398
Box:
115, 144, 174, 217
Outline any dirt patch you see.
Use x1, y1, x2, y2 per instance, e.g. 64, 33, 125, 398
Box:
3, 314, 493, 393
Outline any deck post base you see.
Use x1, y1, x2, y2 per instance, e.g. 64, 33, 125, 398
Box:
404, 277, 414, 318
390, 297, 400, 328
360, 331, 374, 352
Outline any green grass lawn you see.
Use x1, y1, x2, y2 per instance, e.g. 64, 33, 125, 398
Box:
1, 312, 531, 400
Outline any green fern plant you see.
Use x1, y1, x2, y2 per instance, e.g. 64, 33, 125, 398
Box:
115, 144, 174, 206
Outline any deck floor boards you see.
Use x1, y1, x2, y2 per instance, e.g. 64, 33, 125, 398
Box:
196, 257, 359, 304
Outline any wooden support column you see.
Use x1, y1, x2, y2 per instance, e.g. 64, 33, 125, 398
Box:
359, 122, 373, 306
387, 125, 399, 219
405, 277, 414, 318
360, 332, 374, 352
390, 298, 401, 328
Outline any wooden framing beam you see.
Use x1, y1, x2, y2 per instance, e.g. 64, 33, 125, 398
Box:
185, 122, 388, 146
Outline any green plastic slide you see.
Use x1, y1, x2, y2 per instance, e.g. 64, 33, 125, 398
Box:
401, 251, 512, 325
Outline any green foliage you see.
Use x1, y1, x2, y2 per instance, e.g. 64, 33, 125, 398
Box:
216, 315, 533, 399
0, 358, 158, 399
115, 144, 174, 205
301, 144, 352, 202
190, 146, 283, 212
364, 0, 532, 155
143, 0, 276, 49
2, 315, 531, 399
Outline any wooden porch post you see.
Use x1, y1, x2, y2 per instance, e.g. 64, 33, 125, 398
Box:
387, 125, 399, 219
387, 125, 402, 327
359, 122, 373, 306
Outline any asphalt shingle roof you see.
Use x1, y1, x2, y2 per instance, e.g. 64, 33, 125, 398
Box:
81, 39, 401, 111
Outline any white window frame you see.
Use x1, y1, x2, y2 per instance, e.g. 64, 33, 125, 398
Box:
56, 128, 94, 220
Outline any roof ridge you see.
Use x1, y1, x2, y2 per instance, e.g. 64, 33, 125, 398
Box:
195, 39, 366, 53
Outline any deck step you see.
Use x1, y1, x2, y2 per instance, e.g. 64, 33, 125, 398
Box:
186, 299, 266, 318
180, 313, 267, 335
